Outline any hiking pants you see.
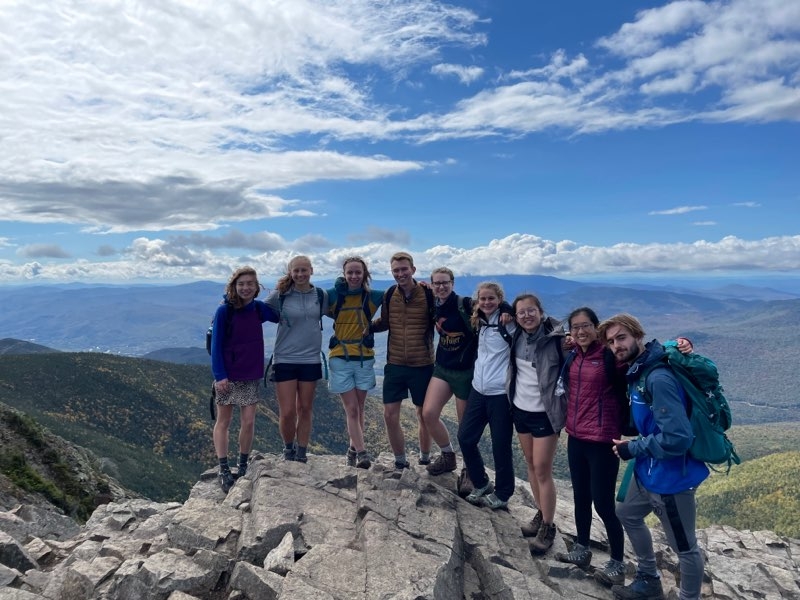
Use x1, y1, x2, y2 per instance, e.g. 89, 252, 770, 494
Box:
567, 436, 625, 561
457, 388, 514, 502
617, 474, 705, 600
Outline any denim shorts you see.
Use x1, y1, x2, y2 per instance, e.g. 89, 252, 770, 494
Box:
382, 363, 434, 407
328, 357, 376, 393
512, 408, 557, 437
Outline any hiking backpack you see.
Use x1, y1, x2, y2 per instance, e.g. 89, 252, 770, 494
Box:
561, 346, 637, 436
637, 341, 740, 471
328, 289, 375, 357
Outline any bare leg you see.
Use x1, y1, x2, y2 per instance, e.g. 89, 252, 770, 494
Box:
341, 388, 367, 452
383, 401, 405, 455
416, 405, 431, 454
276, 380, 299, 444
531, 434, 560, 523
421, 377, 454, 449
238, 404, 258, 455
214, 404, 234, 458
295, 380, 318, 447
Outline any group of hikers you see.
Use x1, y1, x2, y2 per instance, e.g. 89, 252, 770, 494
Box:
209, 252, 706, 600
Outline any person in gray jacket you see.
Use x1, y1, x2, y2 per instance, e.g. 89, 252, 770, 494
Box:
266, 255, 328, 463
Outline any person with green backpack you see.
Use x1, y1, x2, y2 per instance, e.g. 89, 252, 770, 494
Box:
599, 313, 708, 600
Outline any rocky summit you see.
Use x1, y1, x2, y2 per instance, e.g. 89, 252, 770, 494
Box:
0, 453, 798, 599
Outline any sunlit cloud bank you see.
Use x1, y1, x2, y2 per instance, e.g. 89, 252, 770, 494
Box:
1, 233, 797, 284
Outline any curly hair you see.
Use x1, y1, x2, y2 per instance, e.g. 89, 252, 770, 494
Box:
225, 266, 261, 309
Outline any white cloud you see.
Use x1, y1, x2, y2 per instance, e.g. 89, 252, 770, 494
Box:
2, 234, 798, 283
732, 202, 761, 207
649, 206, 708, 215
692, 221, 717, 226
431, 63, 484, 84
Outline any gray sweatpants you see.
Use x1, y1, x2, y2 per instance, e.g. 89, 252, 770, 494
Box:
616, 475, 705, 600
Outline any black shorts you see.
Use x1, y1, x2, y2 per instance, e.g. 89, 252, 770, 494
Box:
271, 362, 323, 383
512, 408, 557, 437
382, 363, 434, 407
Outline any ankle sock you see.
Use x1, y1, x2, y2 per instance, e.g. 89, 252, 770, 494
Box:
420, 451, 430, 462
394, 453, 407, 464
238, 453, 249, 472
440, 444, 453, 453
218, 457, 230, 472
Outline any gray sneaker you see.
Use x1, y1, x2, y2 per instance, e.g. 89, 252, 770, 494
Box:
478, 492, 508, 510
466, 480, 494, 505
555, 543, 592, 567
595, 559, 626, 587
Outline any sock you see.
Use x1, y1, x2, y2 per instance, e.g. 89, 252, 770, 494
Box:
420, 451, 430, 462
284, 442, 295, 450
218, 457, 230, 472
440, 444, 453, 453
238, 453, 249, 470
295, 445, 307, 460
394, 453, 407, 464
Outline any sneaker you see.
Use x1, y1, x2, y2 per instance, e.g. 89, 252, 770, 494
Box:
611, 572, 664, 600
529, 522, 557, 555
521, 509, 543, 537
457, 467, 474, 498
218, 469, 235, 493
346, 447, 357, 467
394, 459, 410, 470
465, 480, 494, 505
555, 543, 592, 567
282, 446, 296, 461
426, 451, 457, 475
355, 451, 371, 469
478, 492, 508, 510
418, 454, 431, 466
595, 559, 626, 587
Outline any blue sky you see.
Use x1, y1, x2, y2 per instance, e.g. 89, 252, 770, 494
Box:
0, 0, 798, 285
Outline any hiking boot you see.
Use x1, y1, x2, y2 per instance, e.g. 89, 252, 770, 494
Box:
595, 559, 627, 587
233, 465, 247, 480
611, 572, 664, 600
555, 543, 592, 567
418, 454, 431, 466
478, 492, 508, 510
218, 469, 235, 494
282, 446, 296, 461
426, 451, 457, 475
529, 522, 557, 555
355, 451, 371, 469
346, 447, 357, 467
394, 459, 410, 470
521, 509, 543, 537
457, 467, 474, 498
466, 480, 494, 505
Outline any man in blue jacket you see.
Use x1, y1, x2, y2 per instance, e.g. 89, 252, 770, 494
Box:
598, 314, 708, 600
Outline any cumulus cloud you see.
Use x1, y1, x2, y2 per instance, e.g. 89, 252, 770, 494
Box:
431, 63, 484, 84
2, 234, 798, 283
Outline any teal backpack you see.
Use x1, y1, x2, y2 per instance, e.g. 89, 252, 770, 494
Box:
637, 341, 740, 472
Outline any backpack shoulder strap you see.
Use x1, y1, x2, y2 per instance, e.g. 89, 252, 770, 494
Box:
457, 295, 474, 333
497, 322, 514, 346
383, 284, 397, 322
561, 349, 577, 386
361, 289, 373, 321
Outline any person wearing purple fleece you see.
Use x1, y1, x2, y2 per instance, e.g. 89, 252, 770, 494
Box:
210, 266, 279, 493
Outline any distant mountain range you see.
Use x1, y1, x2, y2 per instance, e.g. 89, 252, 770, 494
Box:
1, 276, 799, 425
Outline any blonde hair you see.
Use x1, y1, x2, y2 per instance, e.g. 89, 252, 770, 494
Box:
390, 251, 414, 267
276, 255, 312, 294
342, 256, 372, 290
225, 266, 261, 309
471, 281, 504, 329
597, 313, 646, 344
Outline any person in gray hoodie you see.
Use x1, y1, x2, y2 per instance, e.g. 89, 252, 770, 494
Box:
266, 255, 328, 463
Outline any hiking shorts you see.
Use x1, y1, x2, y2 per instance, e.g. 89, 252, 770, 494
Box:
512, 408, 558, 437
382, 363, 434, 406
215, 380, 260, 407
329, 357, 376, 394
271, 362, 322, 383
432, 364, 473, 401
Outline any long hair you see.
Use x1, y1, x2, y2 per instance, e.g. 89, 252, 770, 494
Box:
471, 281, 504, 329
276, 255, 312, 294
568, 306, 600, 328
342, 256, 372, 290
225, 266, 261, 309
